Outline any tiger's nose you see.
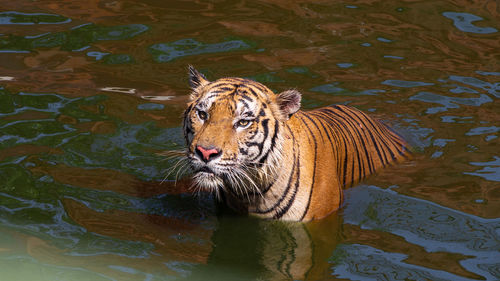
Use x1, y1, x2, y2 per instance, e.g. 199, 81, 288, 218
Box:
195, 145, 222, 162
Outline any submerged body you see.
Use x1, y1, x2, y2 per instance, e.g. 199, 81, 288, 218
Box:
183, 66, 410, 221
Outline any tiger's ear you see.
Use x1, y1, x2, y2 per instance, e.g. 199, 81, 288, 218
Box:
276, 89, 301, 118
188, 65, 209, 90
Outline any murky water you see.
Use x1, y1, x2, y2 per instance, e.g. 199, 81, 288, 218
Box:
0, 1, 499, 280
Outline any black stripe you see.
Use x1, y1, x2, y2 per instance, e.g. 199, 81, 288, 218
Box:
206, 82, 236, 91
239, 147, 248, 155
250, 83, 267, 93
274, 153, 300, 219
310, 110, 344, 201
340, 107, 389, 168
258, 119, 279, 165
255, 125, 296, 214
379, 123, 408, 157
324, 106, 380, 181
239, 99, 250, 110
248, 119, 270, 161
333, 108, 372, 177
342, 110, 368, 182
260, 172, 279, 194
246, 86, 259, 98
334, 106, 394, 165
314, 109, 350, 187
183, 104, 194, 143
302, 113, 325, 141
255, 161, 295, 214
205, 93, 221, 100
297, 113, 317, 221
340, 107, 386, 172
353, 138, 362, 184
319, 108, 359, 186
259, 108, 265, 116
240, 94, 254, 102
183, 104, 193, 119
258, 122, 281, 194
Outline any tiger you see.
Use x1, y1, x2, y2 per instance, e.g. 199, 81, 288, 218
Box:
183, 66, 410, 221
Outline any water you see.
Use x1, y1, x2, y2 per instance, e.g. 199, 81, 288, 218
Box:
0, 1, 499, 280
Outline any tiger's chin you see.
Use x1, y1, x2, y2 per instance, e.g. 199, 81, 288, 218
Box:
192, 171, 224, 194
190, 164, 270, 200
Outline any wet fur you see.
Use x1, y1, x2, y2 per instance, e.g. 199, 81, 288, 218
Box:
181, 66, 410, 221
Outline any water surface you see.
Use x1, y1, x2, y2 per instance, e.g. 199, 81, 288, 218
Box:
0, 1, 499, 280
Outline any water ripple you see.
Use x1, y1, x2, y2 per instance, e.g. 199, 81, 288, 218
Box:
0, 11, 71, 25
443, 12, 498, 34
464, 156, 500, 182
465, 126, 499, 136
343, 185, 500, 279
448, 76, 500, 98
382, 80, 434, 88
149, 38, 252, 62
331, 244, 473, 281
0, 23, 148, 53
409, 91, 492, 114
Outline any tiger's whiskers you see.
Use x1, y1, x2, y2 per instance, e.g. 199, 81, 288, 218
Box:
159, 149, 190, 184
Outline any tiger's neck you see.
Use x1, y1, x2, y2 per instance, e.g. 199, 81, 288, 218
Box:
223, 116, 314, 221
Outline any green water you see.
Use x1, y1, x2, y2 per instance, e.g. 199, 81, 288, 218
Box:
0, 1, 499, 280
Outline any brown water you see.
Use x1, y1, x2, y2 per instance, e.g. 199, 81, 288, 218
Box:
0, 1, 499, 280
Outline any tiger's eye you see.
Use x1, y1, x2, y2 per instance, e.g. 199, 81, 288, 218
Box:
236, 119, 251, 127
197, 110, 207, 120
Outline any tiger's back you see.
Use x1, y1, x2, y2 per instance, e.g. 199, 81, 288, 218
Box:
307, 105, 409, 188
279, 105, 410, 220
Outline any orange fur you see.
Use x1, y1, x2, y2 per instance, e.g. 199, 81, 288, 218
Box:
182, 66, 410, 221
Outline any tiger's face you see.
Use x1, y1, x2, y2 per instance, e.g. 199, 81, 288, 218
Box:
183, 67, 301, 197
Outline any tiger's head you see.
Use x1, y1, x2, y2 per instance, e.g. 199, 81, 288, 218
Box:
183, 66, 301, 198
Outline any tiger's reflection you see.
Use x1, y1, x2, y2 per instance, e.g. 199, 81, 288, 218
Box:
195, 212, 342, 281
12, 196, 481, 280
13, 168, 478, 280
21, 193, 477, 280
54, 194, 341, 280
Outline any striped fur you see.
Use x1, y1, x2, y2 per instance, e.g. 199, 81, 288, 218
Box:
183, 66, 410, 221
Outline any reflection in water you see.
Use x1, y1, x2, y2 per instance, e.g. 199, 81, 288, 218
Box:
99, 87, 137, 94
0, 0, 499, 280
0, 76, 15, 81
200, 213, 342, 281
61, 196, 343, 281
